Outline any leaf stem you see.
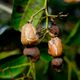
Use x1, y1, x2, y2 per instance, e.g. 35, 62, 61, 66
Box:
38, 30, 48, 43
29, 7, 45, 22
31, 62, 36, 80
68, 64, 72, 80
27, 60, 32, 77
2, 63, 30, 72
64, 57, 72, 80
15, 76, 26, 80
64, 56, 70, 64
44, 0, 48, 29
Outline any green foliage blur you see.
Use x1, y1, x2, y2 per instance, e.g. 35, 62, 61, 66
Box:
0, 0, 80, 80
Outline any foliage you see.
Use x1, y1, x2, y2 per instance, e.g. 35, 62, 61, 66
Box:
0, 0, 80, 80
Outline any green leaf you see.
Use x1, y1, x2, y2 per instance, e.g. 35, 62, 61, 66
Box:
65, 21, 80, 44
11, 0, 45, 31
38, 43, 52, 62
0, 55, 28, 79
0, 49, 20, 60
35, 43, 52, 80
36, 58, 48, 80
69, 28, 80, 45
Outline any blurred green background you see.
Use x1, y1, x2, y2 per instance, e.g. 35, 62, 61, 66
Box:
0, 0, 80, 80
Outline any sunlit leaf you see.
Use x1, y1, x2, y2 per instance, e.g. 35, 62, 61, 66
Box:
11, 0, 45, 31
0, 55, 27, 79
0, 49, 20, 60
35, 43, 52, 80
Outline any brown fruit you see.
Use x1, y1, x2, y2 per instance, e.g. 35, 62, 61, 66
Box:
51, 58, 63, 72
48, 37, 63, 57
51, 58, 63, 66
23, 47, 40, 62
49, 23, 59, 37
21, 23, 39, 46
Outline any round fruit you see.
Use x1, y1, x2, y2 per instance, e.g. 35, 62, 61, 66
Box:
21, 23, 39, 46
51, 58, 63, 72
51, 58, 63, 66
23, 47, 40, 62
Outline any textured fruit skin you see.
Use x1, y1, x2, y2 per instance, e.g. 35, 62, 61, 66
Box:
48, 37, 62, 57
21, 23, 38, 46
51, 58, 63, 66
23, 47, 40, 62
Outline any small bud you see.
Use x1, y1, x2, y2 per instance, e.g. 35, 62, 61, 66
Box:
23, 47, 40, 62
21, 23, 39, 46
49, 23, 59, 37
48, 37, 63, 57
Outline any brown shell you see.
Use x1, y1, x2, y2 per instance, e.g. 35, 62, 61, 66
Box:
21, 23, 38, 46
48, 37, 62, 57
51, 58, 63, 66
23, 47, 40, 62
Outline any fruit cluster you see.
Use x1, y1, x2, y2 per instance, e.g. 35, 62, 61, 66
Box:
21, 21, 63, 72
48, 22, 63, 72
21, 22, 40, 62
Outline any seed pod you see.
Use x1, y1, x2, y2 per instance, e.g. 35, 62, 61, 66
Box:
49, 23, 59, 37
51, 58, 63, 67
48, 37, 62, 57
23, 47, 40, 62
51, 58, 63, 72
21, 23, 39, 46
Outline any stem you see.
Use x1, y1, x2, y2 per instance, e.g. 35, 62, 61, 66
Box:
27, 59, 32, 78
29, 7, 45, 22
15, 76, 26, 80
44, 0, 47, 8
44, 0, 48, 29
33, 63, 36, 80
64, 57, 72, 80
68, 64, 72, 80
38, 30, 48, 43
3, 63, 30, 72
31, 62, 36, 80
64, 57, 70, 64
48, 14, 68, 18
27, 64, 32, 77
27, 67, 32, 77
48, 15, 58, 18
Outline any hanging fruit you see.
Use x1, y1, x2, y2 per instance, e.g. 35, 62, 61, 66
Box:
48, 37, 63, 57
23, 47, 40, 62
51, 58, 63, 72
21, 22, 39, 46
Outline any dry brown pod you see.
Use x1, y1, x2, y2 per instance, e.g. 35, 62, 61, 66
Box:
51, 58, 63, 72
49, 23, 60, 38
21, 23, 39, 46
48, 37, 63, 57
51, 58, 63, 67
23, 47, 40, 62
